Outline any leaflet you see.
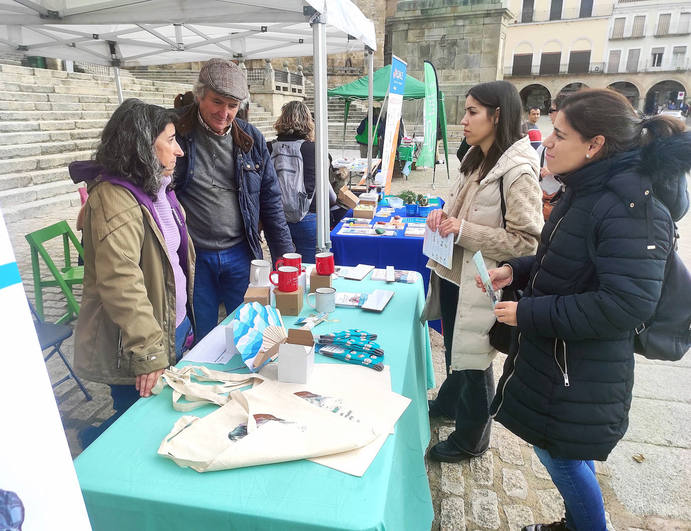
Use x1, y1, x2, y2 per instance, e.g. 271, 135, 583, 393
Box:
472, 250, 497, 307
422, 225, 453, 268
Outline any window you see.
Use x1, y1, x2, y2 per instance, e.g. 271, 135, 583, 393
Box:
679, 13, 691, 34
631, 16, 645, 37
608, 50, 621, 73
521, 0, 534, 23
651, 47, 664, 67
672, 46, 686, 67
512, 54, 533, 75
568, 50, 591, 73
549, 0, 563, 21
626, 48, 640, 72
578, 0, 593, 18
656, 13, 671, 35
579, 0, 593, 18
612, 17, 625, 39
540, 52, 561, 74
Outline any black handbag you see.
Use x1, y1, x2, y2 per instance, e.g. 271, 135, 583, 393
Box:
489, 287, 519, 354
488, 177, 518, 354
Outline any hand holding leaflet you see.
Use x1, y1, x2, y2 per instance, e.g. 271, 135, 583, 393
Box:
472, 250, 497, 307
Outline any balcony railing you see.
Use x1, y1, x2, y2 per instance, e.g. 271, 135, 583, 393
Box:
505, 59, 689, 76
515, 5, 612, 23
244, 64, 305, 95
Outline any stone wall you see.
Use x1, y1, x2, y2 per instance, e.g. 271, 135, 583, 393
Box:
387, 0, 511, 124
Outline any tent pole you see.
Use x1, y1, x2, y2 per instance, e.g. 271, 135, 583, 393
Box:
312, 12, 330, 252
113, 66, 124, 104
366, 46, 374, 181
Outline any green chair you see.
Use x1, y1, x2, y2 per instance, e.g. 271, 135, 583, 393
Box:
25, 221, 84, 324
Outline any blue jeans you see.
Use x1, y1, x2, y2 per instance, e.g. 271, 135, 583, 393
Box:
288, 212, 317, 264
193, 242, 251, 341
78, 316, 191, 449
534, 446, 607, 530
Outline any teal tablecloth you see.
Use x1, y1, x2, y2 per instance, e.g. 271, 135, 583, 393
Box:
74, 274, 435, 531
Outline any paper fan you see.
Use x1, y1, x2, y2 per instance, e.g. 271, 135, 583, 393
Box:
253, 325, 288, 368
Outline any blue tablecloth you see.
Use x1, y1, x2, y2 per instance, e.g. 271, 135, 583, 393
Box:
74, 274, 434, 531
331, 197, 444, 332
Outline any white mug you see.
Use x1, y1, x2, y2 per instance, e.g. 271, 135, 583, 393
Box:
307, 287, 336, 313
250, 259, 271, 287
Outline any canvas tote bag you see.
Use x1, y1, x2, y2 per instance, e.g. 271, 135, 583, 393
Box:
157, 380, 380, 472
152, 365, 264, 411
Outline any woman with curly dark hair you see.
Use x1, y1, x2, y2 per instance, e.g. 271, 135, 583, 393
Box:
69, 98, 194, 448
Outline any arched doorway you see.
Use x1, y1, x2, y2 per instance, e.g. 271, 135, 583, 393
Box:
519, 84, 551, 113
608, 81, 640, 110
645, 80, 686, 115
560, 82, 588, 95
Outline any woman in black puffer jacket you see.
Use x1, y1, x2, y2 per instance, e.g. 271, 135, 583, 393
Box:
483, 89, 690, 531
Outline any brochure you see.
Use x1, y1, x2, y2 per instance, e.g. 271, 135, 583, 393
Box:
334, 289, 395, 312
371, 268, 419, 283
422, 225, 454, 268
343, 264, 375, 280
472, 250, 497, 307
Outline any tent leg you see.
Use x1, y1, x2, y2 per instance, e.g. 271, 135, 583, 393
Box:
113, 66, 124, 104
312, 14, 330, 253
366, 47, 374, 181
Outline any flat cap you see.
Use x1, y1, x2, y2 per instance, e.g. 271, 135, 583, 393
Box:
198, 58, 248, 101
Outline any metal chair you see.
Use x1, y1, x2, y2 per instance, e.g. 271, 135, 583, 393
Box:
25, 221, 84, 324
28, 299, 91, 401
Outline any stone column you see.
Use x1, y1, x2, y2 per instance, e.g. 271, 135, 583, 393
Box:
263, 58, 274, 90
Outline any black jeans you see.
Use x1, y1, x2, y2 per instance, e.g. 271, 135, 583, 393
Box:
434, 277, 495, 455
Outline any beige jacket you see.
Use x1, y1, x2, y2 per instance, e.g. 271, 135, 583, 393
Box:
74, 181, 195, 385
421, 136, 544, 370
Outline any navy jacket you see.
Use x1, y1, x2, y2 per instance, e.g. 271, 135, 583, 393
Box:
173, 104, 294, 261
491, 131, 691, 461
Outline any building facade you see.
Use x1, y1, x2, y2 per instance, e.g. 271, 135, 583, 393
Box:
503, 0, 690, 112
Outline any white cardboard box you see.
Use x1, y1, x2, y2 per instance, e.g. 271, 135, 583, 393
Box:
278, 329, 315, 384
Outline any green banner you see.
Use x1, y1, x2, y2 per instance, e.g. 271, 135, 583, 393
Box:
438, 92, 450, 179
417, 61, 438, 168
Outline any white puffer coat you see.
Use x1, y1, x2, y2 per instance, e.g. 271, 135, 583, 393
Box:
421, 136, 544, 370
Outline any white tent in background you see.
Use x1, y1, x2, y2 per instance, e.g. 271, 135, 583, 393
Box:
0, 0, 377, 251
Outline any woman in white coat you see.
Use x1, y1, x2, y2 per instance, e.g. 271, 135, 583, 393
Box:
422, 81, 544, 462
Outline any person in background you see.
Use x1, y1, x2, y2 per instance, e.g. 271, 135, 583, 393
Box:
173, 58, 293, 341
174, 91, 195, 109
456, 137, 471, 163
422, 80, 544, 463
355, 108, 383, 158
268, 100, 337, 263
523, 106, 542, 150
69, 99, 193, 448
536, 92, 567, 220
485, 88, 689, 530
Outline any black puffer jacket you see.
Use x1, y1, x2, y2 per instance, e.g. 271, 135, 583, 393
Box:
491, 132, 691, 461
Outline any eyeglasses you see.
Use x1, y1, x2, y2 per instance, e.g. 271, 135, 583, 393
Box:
548, 108, 557, 114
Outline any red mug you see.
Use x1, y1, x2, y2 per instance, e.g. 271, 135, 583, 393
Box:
270, 266, 299, 292
275, 252, 302, 272
315, 252, 335, 275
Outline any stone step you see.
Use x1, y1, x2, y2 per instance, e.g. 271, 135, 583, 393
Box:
0, 149, 94, 175
0, 109, 110, 121
0, 100, 120, 112
0, 192, 80, 224
0, 138, 98, 160
0, 167, 70, 191
0, 180, 79, 209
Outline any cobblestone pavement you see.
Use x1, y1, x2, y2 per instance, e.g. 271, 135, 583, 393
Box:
5, 151, 690, 530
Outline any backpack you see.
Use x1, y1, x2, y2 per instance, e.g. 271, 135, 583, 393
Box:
270, 140, 312, 223
587, 218, 691, 361
632, 226, 691, 361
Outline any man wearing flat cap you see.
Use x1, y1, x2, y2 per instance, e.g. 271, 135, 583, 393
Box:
174, 58, 294, 341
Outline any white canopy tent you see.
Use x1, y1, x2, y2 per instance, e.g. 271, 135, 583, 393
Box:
0, 0, 377, 251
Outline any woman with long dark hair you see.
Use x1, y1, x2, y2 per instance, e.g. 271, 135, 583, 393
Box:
485, 88, 690, 530
422, 81, 544, 462
69, 98, 194, 448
